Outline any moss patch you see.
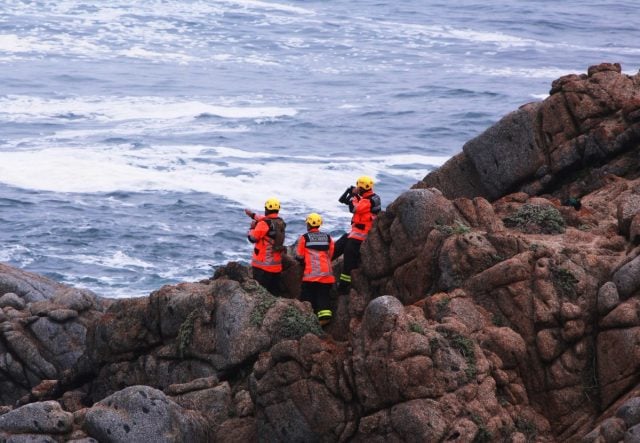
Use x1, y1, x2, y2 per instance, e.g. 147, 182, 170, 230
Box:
443, 330, 477, 380
409, 322, 425, 334
471, 414, 492, 443
177, 309, 198, 358
503, 204, 565, 234
276, 306, 323, 339
435, 297, 451, 321
429, 337, 441, 353
434, 220, 472, 236
250, 292, 277, 327
551, 267, 578, 299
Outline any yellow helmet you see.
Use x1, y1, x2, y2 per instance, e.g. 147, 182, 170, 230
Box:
305, 212, 322, 227
356, 175, 374, 191
264, 197, 280, 211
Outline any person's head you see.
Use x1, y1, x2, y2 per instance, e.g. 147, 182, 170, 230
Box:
356, 175, 374, 194
305, 212, 322, 231
264, 197, 280, 215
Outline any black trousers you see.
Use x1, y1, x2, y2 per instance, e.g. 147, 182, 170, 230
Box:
300, 281, 332, 314
252, 267, 281, 296
333, 234, 362, 276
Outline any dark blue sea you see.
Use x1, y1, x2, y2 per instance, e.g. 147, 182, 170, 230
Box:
1, 0, 639, 297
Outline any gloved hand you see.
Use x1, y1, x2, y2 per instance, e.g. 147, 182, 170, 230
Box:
244, 208, 255, 218
338, 186, 355, 205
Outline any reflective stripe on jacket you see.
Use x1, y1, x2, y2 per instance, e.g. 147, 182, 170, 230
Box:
348, 190, 378, 240
249, 213, 283, 272
295, 229, 335, 283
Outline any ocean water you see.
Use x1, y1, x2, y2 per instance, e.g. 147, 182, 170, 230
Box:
0, 0, 638, 297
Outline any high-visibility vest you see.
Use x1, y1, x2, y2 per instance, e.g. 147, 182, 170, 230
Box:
295, 229, 335, 283
248, 213, 283, 272
348, 191, 381, 241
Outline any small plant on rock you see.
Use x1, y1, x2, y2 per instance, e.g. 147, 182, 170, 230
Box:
551, 267, 578, 299
177, 309, 198, 358
471, 414, 492, 443
443, 330, 477, 380
276, 306, 323, 339
435, 297, 451, 321
503, 204, 565, 234
409, 322, 425, 334
434, 220, 471, 236
250, 292, 277, 327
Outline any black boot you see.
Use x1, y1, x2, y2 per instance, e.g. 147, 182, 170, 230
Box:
337, 279, 350, 295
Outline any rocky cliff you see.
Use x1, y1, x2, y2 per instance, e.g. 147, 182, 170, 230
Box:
2, 63, 640, 442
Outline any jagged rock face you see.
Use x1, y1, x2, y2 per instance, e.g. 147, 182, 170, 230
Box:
357, 174, 640, 439
0, 264, 106, 406
418, 63, 640, 201
4, 63, 640, 442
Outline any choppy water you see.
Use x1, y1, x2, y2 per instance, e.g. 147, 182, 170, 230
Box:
1, 0, 638, 297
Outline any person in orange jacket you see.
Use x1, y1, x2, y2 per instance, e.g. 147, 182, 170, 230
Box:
295, 212, 335, 325
245, 197, 286, 295
334, 175, 381, 294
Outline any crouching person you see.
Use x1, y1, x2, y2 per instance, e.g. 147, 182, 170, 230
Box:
295, 213, 334, 326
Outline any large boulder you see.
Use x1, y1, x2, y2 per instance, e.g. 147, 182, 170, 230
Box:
0, 401, 73, 436
419, 63, 640, 202
83, 386, 210, 442
0, 264, 65, 303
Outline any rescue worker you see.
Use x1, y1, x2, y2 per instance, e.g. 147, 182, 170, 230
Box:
245, 197, 286, 295
334, 175, 381, 294
295, 212, 335, 326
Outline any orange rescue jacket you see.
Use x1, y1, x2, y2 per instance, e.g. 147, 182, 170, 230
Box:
295, 228, 335, 283
348, 190, 380, 241
248, 213, 284, 273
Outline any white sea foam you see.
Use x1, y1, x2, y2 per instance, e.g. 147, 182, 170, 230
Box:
457, 64, 577, 79
0, 95, 297, 122
0, 144, 448, 217
0, 245, 32, 264
64, 251, 155, 270
531, 93, 549, 100
0, 34, 55, 53
0, 0, 316, 63
361, 19, 553, 50
213, 0, 314, 15
120, 47, 195, 64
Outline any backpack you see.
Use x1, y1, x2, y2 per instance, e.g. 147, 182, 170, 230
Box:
367, 194, 382, 214
266, 217, 286, 252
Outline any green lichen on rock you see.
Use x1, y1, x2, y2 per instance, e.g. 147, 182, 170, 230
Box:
275, 306, 322, 339
443, 330, 477, 380
471, 414, 493, 443
408, 322, 425, 334
435, 296, 451, 321
503, 204, 565, 234
177, 309, 198, 358
552, 267, 578, 299
250, 292, 277, 327
434, 220, 472, 236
